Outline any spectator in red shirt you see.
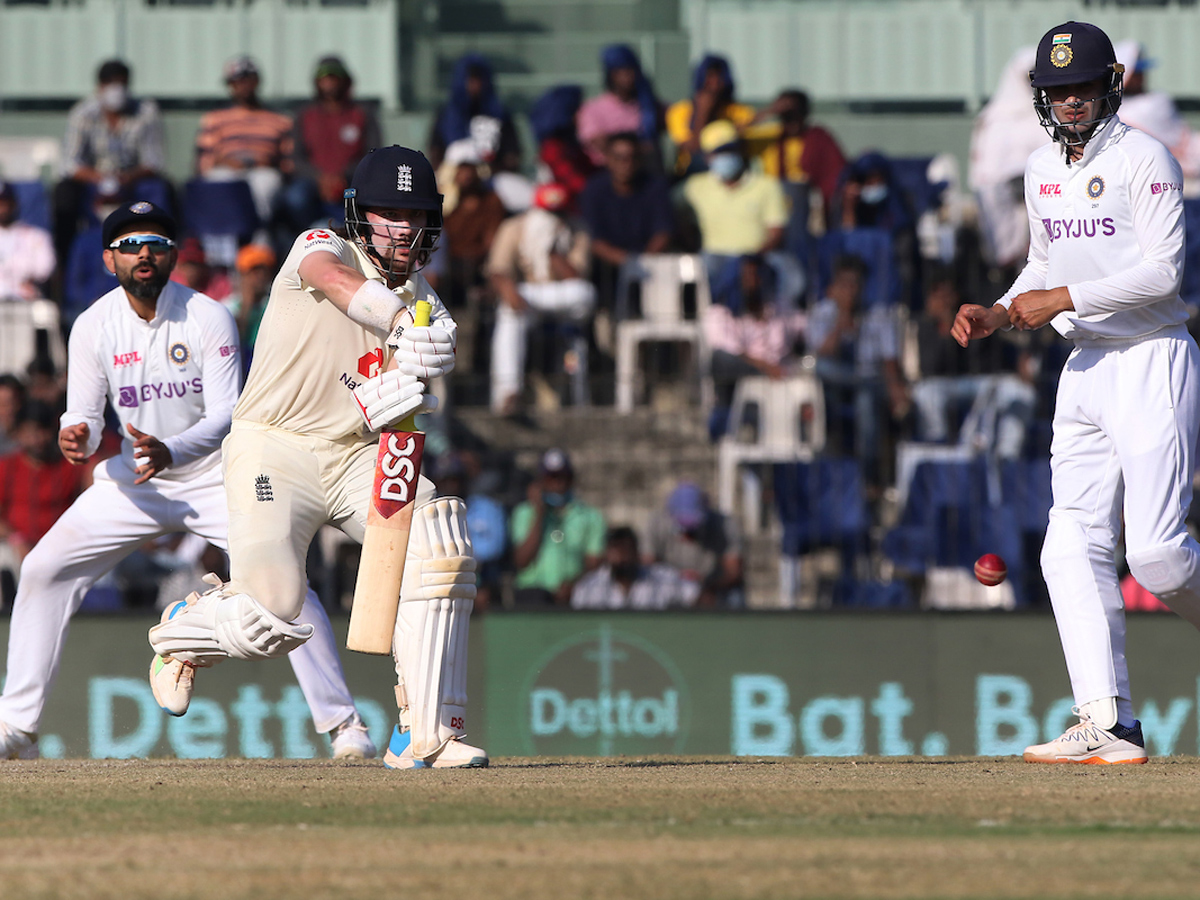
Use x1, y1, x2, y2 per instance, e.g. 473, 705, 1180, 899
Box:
289, 56, 381, 228
530, 85, 597, 211
0, 402, 85, 564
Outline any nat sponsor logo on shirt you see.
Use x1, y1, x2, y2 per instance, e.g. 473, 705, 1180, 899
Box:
113, 351, 142, 369
303, 229, 336, 248
1042, 217, 1116, 242
1039, 183, 1062, 197
1151, 181, 1183, 195
117, 378, 204, 408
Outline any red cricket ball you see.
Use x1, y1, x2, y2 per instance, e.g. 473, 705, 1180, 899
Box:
974, 553, 1008, 586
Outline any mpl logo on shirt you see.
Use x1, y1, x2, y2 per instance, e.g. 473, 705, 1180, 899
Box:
1039, 183, 1062, 197
524, 626, 690, 755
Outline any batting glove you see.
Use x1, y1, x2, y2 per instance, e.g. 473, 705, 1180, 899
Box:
352, 371, 438, 432
386, 324, 457, 379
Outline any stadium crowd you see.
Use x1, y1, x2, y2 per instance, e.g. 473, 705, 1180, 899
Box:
0, 43, 1194, 614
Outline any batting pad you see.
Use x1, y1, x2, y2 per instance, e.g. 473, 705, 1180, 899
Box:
149, 582, 315, 666
395, 497, 477, 757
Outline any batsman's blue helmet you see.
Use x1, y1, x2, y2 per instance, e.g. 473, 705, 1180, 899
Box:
1030, 22, 1124, 147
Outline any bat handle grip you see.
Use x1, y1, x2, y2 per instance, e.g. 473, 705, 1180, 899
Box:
395, 299, 433, 432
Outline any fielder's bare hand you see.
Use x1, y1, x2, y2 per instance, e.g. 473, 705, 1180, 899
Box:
126, 423, 172, 484
951, 303, 1011, 347
58, 423, 91, 464
1009, 286, 1074, 332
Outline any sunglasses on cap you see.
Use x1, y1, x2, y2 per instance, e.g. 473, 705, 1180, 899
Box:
108, 233, 176, 255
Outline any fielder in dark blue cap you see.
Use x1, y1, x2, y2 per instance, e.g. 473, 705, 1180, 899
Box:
100, 199, 177, 250
953, 19, 1195, 767
100, 200, 178, 307
1029, 21, 1125, 150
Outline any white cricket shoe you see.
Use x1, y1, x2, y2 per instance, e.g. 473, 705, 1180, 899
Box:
383, 726, 488, 769
0, 719, 38, 760
330, 712, 376, 759
149, 653, 196, 717
148, 594, 200, 716
1023, 711, 1147, 765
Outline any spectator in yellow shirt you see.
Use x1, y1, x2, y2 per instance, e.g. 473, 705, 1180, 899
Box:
682, 120, 788, 287
665, 55, 757, 178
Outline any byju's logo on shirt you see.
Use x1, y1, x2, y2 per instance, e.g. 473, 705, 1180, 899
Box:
1151, 181, 1183, 195
1042, 217, 1116, 242
117, 379, 204, 407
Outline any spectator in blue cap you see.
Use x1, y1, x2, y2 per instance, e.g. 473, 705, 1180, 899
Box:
646, 480, 744, 609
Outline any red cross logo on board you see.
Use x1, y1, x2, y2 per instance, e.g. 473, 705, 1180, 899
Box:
358, 349, 383, 379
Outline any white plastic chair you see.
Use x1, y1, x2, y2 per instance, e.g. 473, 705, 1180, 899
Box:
717, 372, 826, 531
0, 299, 67, 377
614, 253, 711, 412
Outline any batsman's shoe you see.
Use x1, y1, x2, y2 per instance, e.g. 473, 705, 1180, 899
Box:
1023, 712, 1147, 765
0, 719, 38, 760
330, 712, 376, 759
383, 727, 488, 769
150, 654, 196, 717
149, 593, 201, 716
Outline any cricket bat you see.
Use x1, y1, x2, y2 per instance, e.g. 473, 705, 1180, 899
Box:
347, 299, 431, 654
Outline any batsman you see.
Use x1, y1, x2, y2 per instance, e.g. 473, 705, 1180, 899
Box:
148, 146, 485, 769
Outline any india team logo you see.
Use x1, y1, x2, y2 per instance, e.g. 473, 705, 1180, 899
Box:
129, 201, 153, 214
1087, 176, 1105, 199
397, 164, 413, 192
1050, 33, 1073, 68
169, 342, 190, 367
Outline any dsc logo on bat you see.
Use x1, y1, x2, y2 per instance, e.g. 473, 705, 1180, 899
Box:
374, 431, 424, 511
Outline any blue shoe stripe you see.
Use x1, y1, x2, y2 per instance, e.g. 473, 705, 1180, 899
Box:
387, 725, 411, 757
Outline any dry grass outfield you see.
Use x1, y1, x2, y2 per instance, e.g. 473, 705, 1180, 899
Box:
2, 757, 1200, 900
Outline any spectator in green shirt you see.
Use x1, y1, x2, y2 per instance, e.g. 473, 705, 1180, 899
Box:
510, 448, 606, 607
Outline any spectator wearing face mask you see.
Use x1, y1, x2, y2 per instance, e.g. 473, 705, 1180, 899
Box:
509, 448, 607, 608
682, 120, 788, 289
54, 59, 169, 271
571, 526, 693, 610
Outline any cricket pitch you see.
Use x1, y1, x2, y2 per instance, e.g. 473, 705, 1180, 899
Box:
2, 756, 1199, 899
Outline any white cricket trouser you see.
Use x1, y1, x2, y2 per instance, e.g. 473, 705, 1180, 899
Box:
0, 459, 357, 735
490, 278, 596, 410
222, 422, 435, 622
1041, 325, 1200, 712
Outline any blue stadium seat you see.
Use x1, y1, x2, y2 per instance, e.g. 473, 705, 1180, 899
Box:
774, 457, 869, 558
181, 179, 259, 266
815, 227, 900, 308
882, 457, 1027, 603
1181, 199, 1200, 308
888, 156, 947, 220
10, 180, 50, 232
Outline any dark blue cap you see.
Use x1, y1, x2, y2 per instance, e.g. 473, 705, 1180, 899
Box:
347, 146, 442, 213
1031, 22, 1120, 88
102, 200, 176, 248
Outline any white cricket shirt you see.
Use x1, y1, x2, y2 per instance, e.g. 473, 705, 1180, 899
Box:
999, 116, 1188, 340
61, 279, 242, 482
234, 228, 454, 442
